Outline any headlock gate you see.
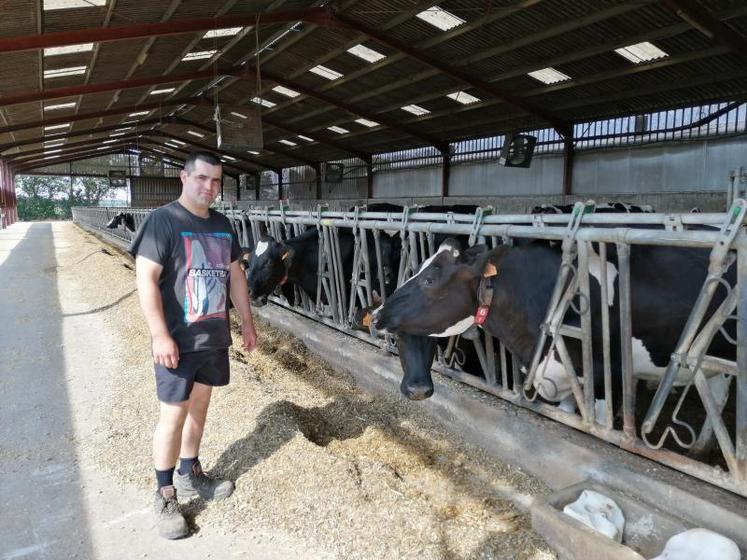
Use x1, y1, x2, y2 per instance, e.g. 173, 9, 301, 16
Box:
74, 202, 747, 499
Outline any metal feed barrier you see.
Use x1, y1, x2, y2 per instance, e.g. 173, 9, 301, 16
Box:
74, 202, 747, 499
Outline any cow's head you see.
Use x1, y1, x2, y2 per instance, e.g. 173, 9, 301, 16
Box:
246, 234, 293, 306
379, 233, 402, 296
374, 239, 494, 337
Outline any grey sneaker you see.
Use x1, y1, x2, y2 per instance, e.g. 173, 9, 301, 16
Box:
154, 485, 188, 540
174, 461, 234, 500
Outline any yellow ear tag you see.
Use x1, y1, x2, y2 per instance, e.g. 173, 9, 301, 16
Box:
483, 262, 498, 278
281, 251, 290, 261
362, 313, 372, 328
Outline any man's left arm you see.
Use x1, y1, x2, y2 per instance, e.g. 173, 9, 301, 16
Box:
229, 260, 257, 353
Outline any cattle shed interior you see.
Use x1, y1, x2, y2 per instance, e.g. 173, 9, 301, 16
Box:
3, 0, 747, 558
0, 0, 746, 219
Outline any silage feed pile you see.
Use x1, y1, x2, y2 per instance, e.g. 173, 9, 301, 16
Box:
70, 224, 556, 560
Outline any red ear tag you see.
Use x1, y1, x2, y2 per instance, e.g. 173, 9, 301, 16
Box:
474, 305, 489, 325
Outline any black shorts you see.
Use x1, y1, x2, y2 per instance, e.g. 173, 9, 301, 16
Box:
154, 348, 230, 403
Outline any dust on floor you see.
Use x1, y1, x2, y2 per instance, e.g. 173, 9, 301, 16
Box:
67, 223, 556, 560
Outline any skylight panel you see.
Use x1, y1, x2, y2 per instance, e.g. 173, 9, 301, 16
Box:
43, 149, 62, 154
203, 27, 243, 39
165, 142, 182, 149
309, 65, 343, 80
44, 0, 106, 10
102, 139, 118, 144
272, 85, 300, 98
355, 118, 379, 128
248, 150, 260, 155
401, 104, 430, 116
221, 155, 237, 161
416, 6, 465, 31
251, 97, 276, 108
347, 44, 386, 63
128, 111, 151, 117
230, 111, 248, 119
44, 43, 93, 56
447, 91, 480, 105
96, 146, 110, 150
114, 127, 134, 132
327, 126, 349, 134
44, 101, 77, 111
181, 50, 217, 61
186, 130, 205, 138
44, 123, 70, 131
44, 66, 86, 79
109, 132, 127, 137
297, 135, 314, 142
527, 67, 571, 85
167, 139, 186, 146
614, 42, 669, 64
149, 87, 175, 95
44, 140, 65, 147
278, 139, 297, 146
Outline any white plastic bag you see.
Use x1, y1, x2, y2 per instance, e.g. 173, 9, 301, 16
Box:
649, 528, 740, 560
562, 489, 625, 543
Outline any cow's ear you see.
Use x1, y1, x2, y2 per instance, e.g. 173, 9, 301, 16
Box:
474, 246, 508, 278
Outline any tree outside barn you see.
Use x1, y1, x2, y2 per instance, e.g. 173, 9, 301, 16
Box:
15, 174, 126, 220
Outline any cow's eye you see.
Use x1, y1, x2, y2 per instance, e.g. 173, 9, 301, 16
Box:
423, 275, 435, 286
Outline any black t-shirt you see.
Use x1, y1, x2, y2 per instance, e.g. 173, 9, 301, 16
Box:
129, 201, 241, 353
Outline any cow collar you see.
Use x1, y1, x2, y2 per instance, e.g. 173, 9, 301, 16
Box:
474, 261, 498, 326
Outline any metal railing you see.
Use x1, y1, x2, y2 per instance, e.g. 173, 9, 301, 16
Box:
74, 202, 747, 498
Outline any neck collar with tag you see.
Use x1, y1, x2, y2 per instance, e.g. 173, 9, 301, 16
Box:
474, 261, 498, 326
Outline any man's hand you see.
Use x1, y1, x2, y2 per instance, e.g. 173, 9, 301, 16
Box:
241, 321, 257, 353
152, 333, 180, 369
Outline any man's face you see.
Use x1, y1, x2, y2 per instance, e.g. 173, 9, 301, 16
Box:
180, 158, 222, 209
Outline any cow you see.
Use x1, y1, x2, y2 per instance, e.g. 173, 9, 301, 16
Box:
531, 202, 655, 214
372, 238, 735, 407
106, 211, 136, 232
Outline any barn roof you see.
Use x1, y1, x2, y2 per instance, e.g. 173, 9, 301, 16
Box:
1, 0, 746, 175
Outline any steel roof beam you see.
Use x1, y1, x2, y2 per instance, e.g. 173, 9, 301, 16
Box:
333, 12, 567, 133
662, 0, 747, 57
0, 68, 255, 108
0, 117, 164, 153
11, 138, 139, 166
248, 67, 447, 151
0, 8, 340, 54
148, 130, 267, 171
0, 96, 201, 136
14, 143, 137, 172
7, 135, 142, 164
168, 116, 320, 167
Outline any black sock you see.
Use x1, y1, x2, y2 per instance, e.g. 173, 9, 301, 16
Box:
178, 456, 198, 475
155, 467, 175, 489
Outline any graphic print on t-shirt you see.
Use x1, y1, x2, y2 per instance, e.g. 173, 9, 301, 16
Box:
182, 231, 231, 324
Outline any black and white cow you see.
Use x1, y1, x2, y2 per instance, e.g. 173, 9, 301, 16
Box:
106, 211, 136, 232
373, 238, 734, 404
531, 202, 655, 214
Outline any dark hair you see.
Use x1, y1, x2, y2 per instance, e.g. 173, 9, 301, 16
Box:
184, 151, 222, 173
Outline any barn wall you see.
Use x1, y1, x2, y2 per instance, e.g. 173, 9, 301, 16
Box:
372, 166, 442, 198
449, 135, 747, 197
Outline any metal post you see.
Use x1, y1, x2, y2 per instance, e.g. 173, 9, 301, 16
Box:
737, 246, 747, 481
562, 127, 574, 197
276, 169, 283, 201
617, 242, 636, 440
577, 241, 595, 424
366, 159, 373, 200
441, 149, 451, 198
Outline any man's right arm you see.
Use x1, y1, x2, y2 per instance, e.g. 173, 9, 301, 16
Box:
135, 255, 179, 369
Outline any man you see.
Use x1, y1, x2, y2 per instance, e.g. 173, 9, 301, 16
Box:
129, 151, 257, 539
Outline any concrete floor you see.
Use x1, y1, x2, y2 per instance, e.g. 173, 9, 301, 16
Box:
0, 222, 317, 560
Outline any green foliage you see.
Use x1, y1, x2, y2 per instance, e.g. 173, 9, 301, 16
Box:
15, 174, 117, 221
